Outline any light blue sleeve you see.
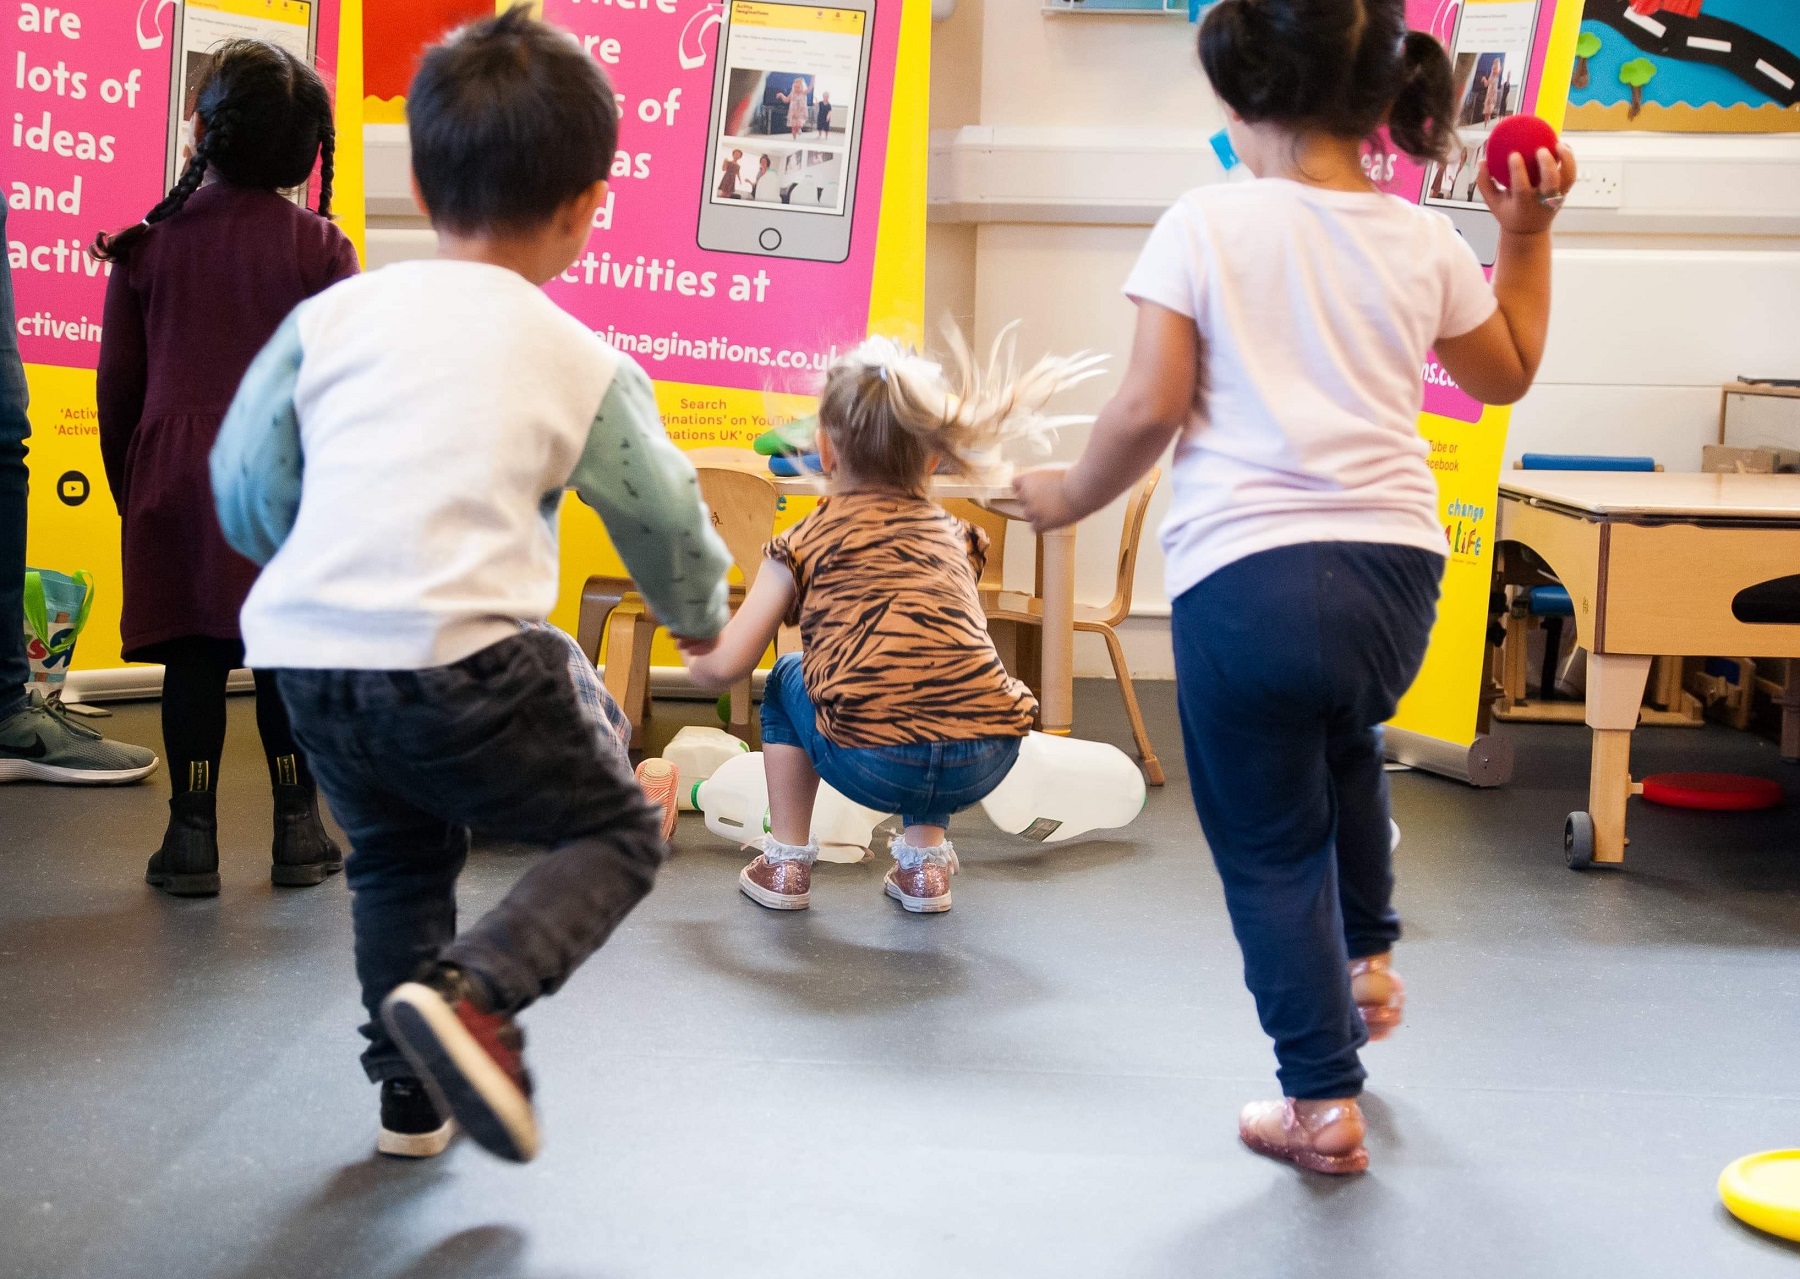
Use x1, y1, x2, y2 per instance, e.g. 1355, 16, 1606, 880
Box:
211, 309, 305, 567
567, 355, 732, 640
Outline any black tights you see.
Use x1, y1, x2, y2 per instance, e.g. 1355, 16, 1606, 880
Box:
149, 636, 313, 796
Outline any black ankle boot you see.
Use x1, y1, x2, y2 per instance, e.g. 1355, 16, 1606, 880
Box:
146, 791, 221, 897
271, 783, 344, 887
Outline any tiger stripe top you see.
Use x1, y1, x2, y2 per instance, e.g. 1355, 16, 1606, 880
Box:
767, 492, 1038, 748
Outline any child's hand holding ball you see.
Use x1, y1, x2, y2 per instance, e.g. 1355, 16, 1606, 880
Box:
1477, 115, 1577, 237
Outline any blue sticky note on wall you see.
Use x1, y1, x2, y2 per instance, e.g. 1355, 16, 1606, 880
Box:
1208, 128, 1239, 172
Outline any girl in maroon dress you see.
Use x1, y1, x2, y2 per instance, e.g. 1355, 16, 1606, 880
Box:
94, 40, 358, 897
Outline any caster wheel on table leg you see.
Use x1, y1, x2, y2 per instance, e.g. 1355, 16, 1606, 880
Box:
1564, 811, 1595, 870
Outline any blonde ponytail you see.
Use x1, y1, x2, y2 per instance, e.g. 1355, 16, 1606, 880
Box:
816, 324, 1105, 494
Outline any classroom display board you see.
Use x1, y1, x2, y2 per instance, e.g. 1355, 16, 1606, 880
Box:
6, 0, 365, 676
1374, 0, 1583, 783
527, 0, 930, 643
1565, 1, 1800, 133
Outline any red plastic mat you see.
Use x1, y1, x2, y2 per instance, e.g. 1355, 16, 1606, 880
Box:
1641, 773, 1783, 812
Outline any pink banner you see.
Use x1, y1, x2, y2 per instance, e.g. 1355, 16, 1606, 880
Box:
5, 0, 342, 372
5, 0, 176, 369
538, 0, 901, 396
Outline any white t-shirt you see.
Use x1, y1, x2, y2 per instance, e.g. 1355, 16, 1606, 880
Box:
1123, 179, 1497, 599
228, 260, 729, 669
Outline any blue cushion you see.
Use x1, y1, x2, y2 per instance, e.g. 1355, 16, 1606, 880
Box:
1519, 453, 1655, 472
1526, 585, 1574, 617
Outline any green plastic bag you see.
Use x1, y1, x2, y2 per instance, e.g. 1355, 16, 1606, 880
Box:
22, 568, 94, 687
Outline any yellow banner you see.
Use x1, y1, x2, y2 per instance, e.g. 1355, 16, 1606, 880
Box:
1388, 0, 1583, 752
189, 0, 312, 27
730, 2, 867, 36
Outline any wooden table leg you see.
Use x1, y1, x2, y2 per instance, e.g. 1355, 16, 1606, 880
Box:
1038, 524, 1077, 736
1584, 652, 1652, 865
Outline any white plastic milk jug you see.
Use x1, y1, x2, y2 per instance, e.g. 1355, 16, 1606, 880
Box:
694, 751, 893, 858
663, 725, 750, 810
979, 732, 1146, 843
695, 750, 769, 844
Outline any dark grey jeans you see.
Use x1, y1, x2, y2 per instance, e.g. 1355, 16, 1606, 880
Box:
0, 205, 33, 721
276, 628, 666, 1083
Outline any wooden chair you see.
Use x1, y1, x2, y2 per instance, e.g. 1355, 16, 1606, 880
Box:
575, 467, 780, 745
982, 470, 1165, 785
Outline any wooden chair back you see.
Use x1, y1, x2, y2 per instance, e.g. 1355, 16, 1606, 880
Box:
1096, 469, 1161, 627
941, 497, 1009, 594
696, 467, 780, 588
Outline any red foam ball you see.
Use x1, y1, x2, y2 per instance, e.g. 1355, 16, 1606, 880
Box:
1484, 114, 1560, 189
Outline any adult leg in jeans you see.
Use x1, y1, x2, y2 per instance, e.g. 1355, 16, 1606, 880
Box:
0, 204, 32, 722
0, 212, 159, 787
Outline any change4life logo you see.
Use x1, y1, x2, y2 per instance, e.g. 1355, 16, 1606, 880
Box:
1444, 497, 1486, 563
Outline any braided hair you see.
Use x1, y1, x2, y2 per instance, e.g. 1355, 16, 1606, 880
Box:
93, 38, 336, 263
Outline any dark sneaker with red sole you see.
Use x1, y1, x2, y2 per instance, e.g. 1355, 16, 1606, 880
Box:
377, 1077, 456, 1158
381, 968, 539, 1163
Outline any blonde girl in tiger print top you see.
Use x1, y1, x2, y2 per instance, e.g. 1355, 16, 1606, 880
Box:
681, 331, 1101, 915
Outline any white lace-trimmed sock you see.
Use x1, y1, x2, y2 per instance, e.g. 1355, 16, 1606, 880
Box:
890, 834, 958, 873
759, 834, 819, 864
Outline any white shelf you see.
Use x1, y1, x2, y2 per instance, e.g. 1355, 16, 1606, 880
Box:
926, 126, 1800, 233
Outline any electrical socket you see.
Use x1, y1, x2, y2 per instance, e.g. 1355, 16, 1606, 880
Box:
1565, 158, 1624, 209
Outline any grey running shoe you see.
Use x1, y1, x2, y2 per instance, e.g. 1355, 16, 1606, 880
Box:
0, 690, 159, 785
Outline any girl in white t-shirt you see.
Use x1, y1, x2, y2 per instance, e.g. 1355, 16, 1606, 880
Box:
1014, 0, 1574, 1175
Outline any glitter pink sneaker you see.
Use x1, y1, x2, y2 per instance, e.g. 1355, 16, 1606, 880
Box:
1350, 954, 1405, 1042
738, 836, 816, 910
884, 836, 957, 914
1238, 1098, 1368, 1175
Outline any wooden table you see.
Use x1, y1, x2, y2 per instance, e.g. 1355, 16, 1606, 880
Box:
1496, 472, 1800, 867
766, 474, 1080, 737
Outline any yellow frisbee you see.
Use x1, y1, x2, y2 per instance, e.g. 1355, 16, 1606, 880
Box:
1719, 1150, 1800, 1242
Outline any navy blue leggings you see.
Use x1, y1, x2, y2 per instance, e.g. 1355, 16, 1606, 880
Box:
1172, 542, 1442, 1099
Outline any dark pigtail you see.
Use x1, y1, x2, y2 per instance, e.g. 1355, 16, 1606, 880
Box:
314, 118, 335, 219
91, 134, 215, 263
1387, 30, 1456, 164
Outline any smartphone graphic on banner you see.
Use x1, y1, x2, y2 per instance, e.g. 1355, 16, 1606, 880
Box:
697, 0, 876, 264
165, 0, 318, 202
1419, 0, 1544, 266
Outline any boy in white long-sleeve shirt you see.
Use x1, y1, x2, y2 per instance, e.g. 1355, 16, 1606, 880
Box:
210, 8, 731, 1165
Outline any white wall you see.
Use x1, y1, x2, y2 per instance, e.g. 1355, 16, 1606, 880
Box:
926, 2, 1800, 678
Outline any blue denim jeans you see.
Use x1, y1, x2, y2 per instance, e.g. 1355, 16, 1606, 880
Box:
276, 629, 666, 1083
1173, 541, 1442, 1100
759, 652, 1021, 828
0, 205, 33, 722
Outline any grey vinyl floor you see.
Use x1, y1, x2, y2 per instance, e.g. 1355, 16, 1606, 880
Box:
3, 680, 1799, 1278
